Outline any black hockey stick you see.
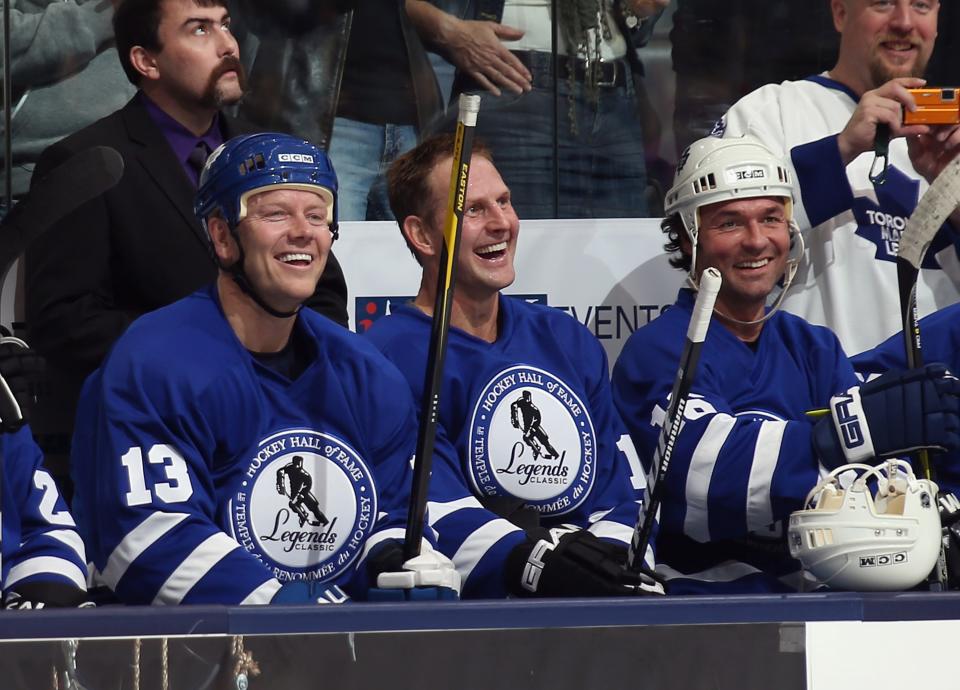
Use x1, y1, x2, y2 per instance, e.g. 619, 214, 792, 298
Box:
896, 154, 960, 590
0, 145, 124, 290
403, 94, 482, 562
627, 267, 722, 572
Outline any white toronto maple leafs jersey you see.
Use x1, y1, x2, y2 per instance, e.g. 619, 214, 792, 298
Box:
365, 295, 654, 597
852, 302, 960, 496
70, 286, 422, 605
1, 426, 87, 599
613, 289, 858, 593
718, 75, 960, 354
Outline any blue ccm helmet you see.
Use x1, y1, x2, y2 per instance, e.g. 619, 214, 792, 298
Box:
195, 132, 339, 239
193, 133, 339, 318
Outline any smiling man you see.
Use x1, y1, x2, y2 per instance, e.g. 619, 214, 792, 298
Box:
69, 134, 459, 605
23, 0, 349, 500
714, 0, 960, 356
364, 134, 663, 598
612, 135, 960, 594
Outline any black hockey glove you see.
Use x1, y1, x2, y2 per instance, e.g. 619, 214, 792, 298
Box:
813, 364, 960, 468
505, 527, 664, 597
0, 335, 46, 433
4, 581, 90, 610
937, 491, 960, 590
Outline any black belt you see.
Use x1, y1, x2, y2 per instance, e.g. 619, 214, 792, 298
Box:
513, 50, 629, 89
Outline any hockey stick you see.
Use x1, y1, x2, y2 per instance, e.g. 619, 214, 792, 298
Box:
896, 154, 960, 590
403, 94, 482, 562
627, 267, 722, 573
0, 145, 124, 290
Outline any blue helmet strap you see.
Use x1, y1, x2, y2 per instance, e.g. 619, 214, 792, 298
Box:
223, 224, 300, 320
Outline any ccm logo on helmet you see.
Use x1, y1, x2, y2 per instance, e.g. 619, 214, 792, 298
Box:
278, 153, 315, 163
734, 168, 765, 180
859, 552, 907, 568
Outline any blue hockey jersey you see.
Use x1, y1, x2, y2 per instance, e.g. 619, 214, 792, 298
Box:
612, 289, 858, 593
365, 295, 653, 597
71, 286, 422, 605
2, 426, 87, 600
852, 302, 960, 495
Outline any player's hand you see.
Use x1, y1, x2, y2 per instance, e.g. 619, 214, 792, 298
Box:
506, 527, 665, 597
837, 77, 930, 165
907, 124, 960, 185
625, 0, 669, 18
0, 335, 46, 433
813, 363, 960, 467
440, 18, 532, 96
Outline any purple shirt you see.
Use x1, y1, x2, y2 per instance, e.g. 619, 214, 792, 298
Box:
140, 92, 224, 187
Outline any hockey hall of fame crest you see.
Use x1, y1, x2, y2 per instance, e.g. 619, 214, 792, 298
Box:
229, 429, 377, 583
468, 365, 596, 516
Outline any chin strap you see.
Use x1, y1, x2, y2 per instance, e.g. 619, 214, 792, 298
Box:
689, 220, 805, 327
221, 228, 300, 320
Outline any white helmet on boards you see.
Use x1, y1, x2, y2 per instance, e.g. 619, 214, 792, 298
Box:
788, 460, 941, 592
665, 135, 805, 321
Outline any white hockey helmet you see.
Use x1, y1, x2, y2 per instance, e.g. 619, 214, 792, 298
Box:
788, 460, 941, 591
665, 135, 803, 309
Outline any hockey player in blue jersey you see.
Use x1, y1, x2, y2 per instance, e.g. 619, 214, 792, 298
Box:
612, 135, 960, 593
0, 337, 87, 608
70, 133, 459, 606
365, 134, 663, 598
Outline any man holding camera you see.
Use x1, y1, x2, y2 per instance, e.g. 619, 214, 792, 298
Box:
714, 0, 960, 356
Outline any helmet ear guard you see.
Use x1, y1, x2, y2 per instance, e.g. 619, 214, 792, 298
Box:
788, 460, 941, 591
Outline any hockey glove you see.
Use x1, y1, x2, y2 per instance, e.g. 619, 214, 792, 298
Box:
0, 335, 46, 432
4, 581, 90, 609
505, 527, 665, 597
813, 364, 960, 467
938, 491, 960, 590
366, 539, 460, 601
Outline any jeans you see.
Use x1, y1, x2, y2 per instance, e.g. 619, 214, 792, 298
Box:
450, 58, 649, 219
326, 117, 418, 221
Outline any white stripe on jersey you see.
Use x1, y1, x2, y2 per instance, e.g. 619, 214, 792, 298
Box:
359, 527, 407, 563
102, 512, 189, 588
6, 556, 87, 591
153, 532, 240, 605
240, 578, 282, 605
587, 520, 634, 546
684, 414, 736, 542
428, 496, 485, 523
746, 421, 787, 530
46, 529, 87, 561
452, 519, 523, 584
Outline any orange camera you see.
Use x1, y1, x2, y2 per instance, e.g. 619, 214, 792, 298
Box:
903, 87, 960, 125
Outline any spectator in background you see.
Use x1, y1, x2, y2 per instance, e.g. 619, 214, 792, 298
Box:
23, 0, 348, 498
715, 0, 960, 355
1, 0, 135, 204
231, 0, 443, 220
406, 0, 668, 219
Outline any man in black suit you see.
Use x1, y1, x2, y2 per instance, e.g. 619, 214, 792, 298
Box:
23, 0, 349, 495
